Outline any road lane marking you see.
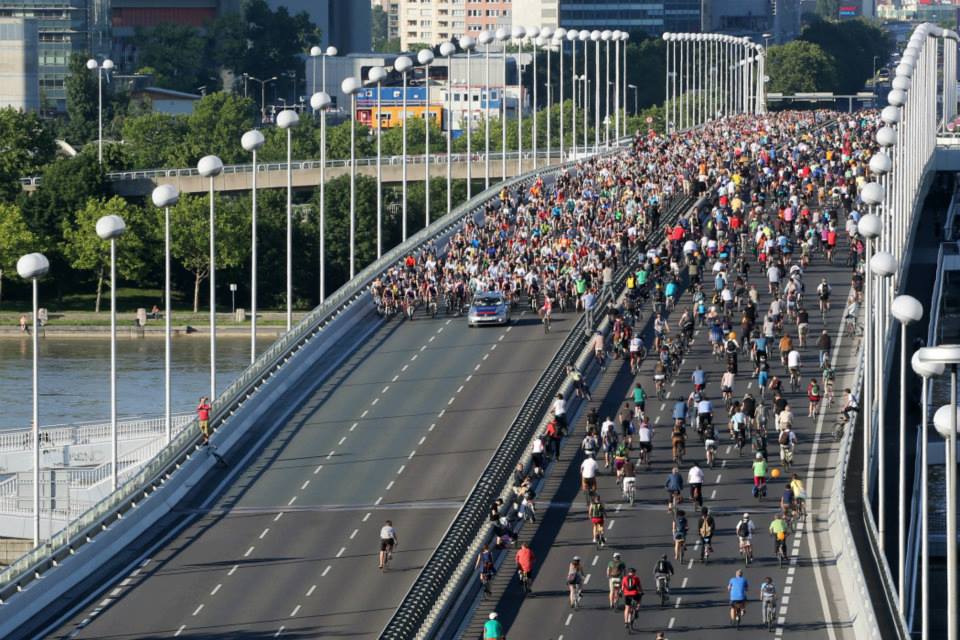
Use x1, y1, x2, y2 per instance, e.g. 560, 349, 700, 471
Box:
375, 496, 383, 505
418, 436, 426, 445
428, 336, 435, 343
446, 319, 452, 325
350, 422, 358, 432
259, 528, 270, 539
668, 617, 675, 628
457, 385, 464, 393
363, 512, 371, 522
409, 449, 417, 458
681, 577, 688, 588
288, 496, 297, 506
228, 565, 238, 576
211, 584, 221, 596
192, 604, 204, 616
274, 512, 284, 522
398, 464, 407, 473
448, 397, 456, 405
306, 585, 317, 596
438, 410, 446, 418
336, 547, 346, 558
326, 451, 335, 459
109, 588, 121, 596
386, 480, 395, 490
301, 480, 311, 490
716, 474, 722, 483
490, 344, 497, 351
483, 353, 489, 360
710, 489, 717, 499
290, 604, 301, 617
275, 626, 284, 637
314, 465, 323, 474
402, 364, 409, 371
675, 596, 683, 608
338, 436, 346, 446
243, 545, 256, 557
361, 410, 369, 418
350, 529, 358, 539
175, 625, 186, 636
421, 344, 428, 350
584, 573, 591, 584
411, 354, 418, 361
475, 364, 481, 371
592, 555, 598, 566
392, 375, 399, 382
322, 566, 331, 576
686, 559, 693, 569
660, 403, 666, 411
371, 398, 379, 406
382, 385, 390, 394
565, 613, 573, 626
608, 520, 615, 530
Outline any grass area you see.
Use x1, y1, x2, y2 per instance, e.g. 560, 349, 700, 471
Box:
0, 288, 303, 327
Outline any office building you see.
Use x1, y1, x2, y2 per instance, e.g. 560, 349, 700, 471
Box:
511, 0, 557, 30
0, 0, 107, 111
701, 0, 800, 44
399, 0, 511, 50
0, 17, 39, 110
372, 0, 400, 41
281, 0, 371, 54
557, 0, 700, 36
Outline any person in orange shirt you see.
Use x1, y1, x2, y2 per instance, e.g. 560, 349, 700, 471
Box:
515, 542, 536, 588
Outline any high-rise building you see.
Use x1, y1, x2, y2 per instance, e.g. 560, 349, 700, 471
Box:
0, 17, 39, 110
0, 0, 107, 111
511, 0, 557, 31
556, 0, 700, 36
400, 0, 510, 50
372, 0, 400, 41
701, 0, 800, 44
279, 0, 371, 53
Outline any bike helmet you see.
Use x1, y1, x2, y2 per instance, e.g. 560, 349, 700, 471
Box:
755, 452, 763, 459
743, 512, 750, 519
573, 556, 581, 562
489, 612, 498, 620
613, 552, 621, 558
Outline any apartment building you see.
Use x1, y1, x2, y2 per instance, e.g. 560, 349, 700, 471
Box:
400, 0, 511, 49
372, 0, 400, 40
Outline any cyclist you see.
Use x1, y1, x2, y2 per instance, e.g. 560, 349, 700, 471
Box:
790, 473, 807, 515
817, 278, 832, 314
637, 418, 654, 464
622, 458, 637, 502
688, 461, 704, 507
672, 509, 689, 561
816, 329, 832, 369
566, 556, 585, 607
770, 512, 789, 559
671, 420, 686, 463
515, 542, 535, 590
614, 441, 630, 485
664, 466, 684, 511
760, 577, 778, 627
696, 395, 714, 439
484, 612, 504, 640
737, 513, 756, 563
379, 520, 398, 570
589, 495, 608, 547
728, 568, 750, 625
672, 399, 688, 432
653, 554, 675, 597
581, 429, 599, 459
787, 348, 801, 388
621, 568, 644, 628
633, 382, 647, 415
780, 483, 796, 522
807, 378, 822, 417
822, 362, 836, 406
581, 452, 599, 496
698, 506, 716, 559
691, 365, 706, 392
752, 452, 768, 498
607, 552, 626, 609
630, 335, 646, 372
476, 543, 495, 595
778, 425, 797, 468
539, 295, 553, 331
704, 423, 719, 467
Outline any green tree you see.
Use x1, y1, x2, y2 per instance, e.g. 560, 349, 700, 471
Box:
135, 23, 210, 93
0, 203, 39, 307
175, 92, 256, 166
169, 194, 249, 312
0, 108, 57, 202
800, 18, 892, 93
60, 196, 148, 312
64, 53, 98, 145
121, 112, 190, 169
326, 119, 376, 160
766, 41, 838, 94
371, 4, 389, 51
19, 154, 107, 247
241, 0, 320, 82
815, 0, 840, 21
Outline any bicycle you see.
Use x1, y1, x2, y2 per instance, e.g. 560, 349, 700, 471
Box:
789, 369, 800, 393
676, 537, 687, 564
700, 537, 712, 564
656, 575, 670, 607
740, 540, 753, 567
625, 596, 642, 629
776, 538, 788, 569
518, 569, 532, 595
638, 445, 650, 467
733, 601, 745, 628
764, 597, 778, 631
623, 479, 637, 506
572, 583, 583, 609
541, 312, 551, 334
656, 378, 667, 400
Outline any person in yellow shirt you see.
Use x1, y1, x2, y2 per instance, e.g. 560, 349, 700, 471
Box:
789, 473, 807, 515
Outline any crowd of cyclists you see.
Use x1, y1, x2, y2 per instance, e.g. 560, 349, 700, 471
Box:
472, 107, 881, 639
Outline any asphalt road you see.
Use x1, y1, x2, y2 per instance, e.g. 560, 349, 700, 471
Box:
466, 239, 862, 639
40, 302, 580, 639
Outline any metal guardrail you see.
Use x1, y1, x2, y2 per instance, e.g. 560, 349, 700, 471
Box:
0, 139, 626, 603
0, 413, 192, 453
19, 150, 566, 187
379, 177, 694, 639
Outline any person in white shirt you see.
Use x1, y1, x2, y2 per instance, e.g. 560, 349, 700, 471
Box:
581, 454, 599, 493
787, 349, 801, 373
688, 462, 705, 505
552, 393, 567, 430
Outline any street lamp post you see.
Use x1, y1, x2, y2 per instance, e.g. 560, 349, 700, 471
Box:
394, 57, 413, 241
368, 65, 388, 255
310, 46, 321, 105
602, 30, 611, 148
462, 36, 477, 198
95, 214, 126, 490
86, 58, 114, 165
440, 42, 456, 215
891, 295, 923, 611
528, 26, 541, 169
555, 28, 567, 162
151, 185, 180, 443
569, 30, 579, 159
479, 31, 493, 190
629, 85, 638, 117
197, 155, 223, 400
871, 249, 898, 552
541, 28, 554, 164
246, 76, 278, 125
17, 252, 49, 546
579, 30, 589, 152
418, 49, 435, 226
309, 93, 331, 303
240, 130, 264, 360
342, 77, 361, 279
496, 28, 509, 181
913, 348, 946, 640
277, 109, 299, 331
512, 26, 527, 176
591, 30, 600, 153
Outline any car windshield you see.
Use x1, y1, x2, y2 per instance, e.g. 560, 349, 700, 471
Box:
475, 296, 502, 306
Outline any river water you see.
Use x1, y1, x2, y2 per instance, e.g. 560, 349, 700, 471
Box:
0, 335, 263, 431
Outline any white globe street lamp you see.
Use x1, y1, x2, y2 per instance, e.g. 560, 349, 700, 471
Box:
495, 28, 510, 180
461, 35, 477, 198
870, 249, 898, 552
87, 58, 114, 165
151, 184, 180, 444
439, 42, 456, 215
417, 49, 435, 226
393, 57, 413, 240
309, 92, 331, 301
17, 252, 49, 546
277, 109, 299, 331
96, 213, 126, 491
478, 31, 494, 190
512, 26, 526, 176
342, 76, 361, 279
197, 154, 223, 400
368, 65, 388, 256
241, 129, 265, 359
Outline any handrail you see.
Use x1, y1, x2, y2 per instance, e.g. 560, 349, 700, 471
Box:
20, 150, 568, 187
0, 413, 192, 453
0, 137, 628, 601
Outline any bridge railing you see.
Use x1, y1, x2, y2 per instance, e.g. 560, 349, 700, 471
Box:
19, 150, 567, 188
0, 413, 192, 453
0, 135, 630, 601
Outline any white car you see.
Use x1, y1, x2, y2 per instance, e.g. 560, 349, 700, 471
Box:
467, 291, 511, 327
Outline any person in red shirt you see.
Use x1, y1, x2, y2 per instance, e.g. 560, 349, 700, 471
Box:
621, 567, 644, 626
515, 542, 536, 588
196, 396, 212, 445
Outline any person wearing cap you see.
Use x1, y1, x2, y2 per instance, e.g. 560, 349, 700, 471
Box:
483, 612, 504, 639
621, 567, 643, 627
567, 556, 585, 607
607, 552, 626, 608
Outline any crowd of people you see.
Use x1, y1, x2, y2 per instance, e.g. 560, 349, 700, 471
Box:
473, 107, 881, 639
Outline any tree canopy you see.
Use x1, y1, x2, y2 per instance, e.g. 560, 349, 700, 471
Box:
766, 41, 838, 95
800, 18, 892, 93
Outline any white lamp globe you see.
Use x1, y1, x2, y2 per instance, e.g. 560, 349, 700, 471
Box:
102, 59, 114, 71
368, 66, 388, 83
86, 58, 98, 70
541, 27, 554, 39
934, 405, 960, 440
310, 46, 322, 57
309, 91, 331, 110
96, 214, 126, 241
590, 30, 601, 41
857, 213, 882, 239
860, 182, 885, 206
891, 295, 923, 325
869, 152, 892, 176
276, 109, 299, 129
496, 27, 509, 41
892, 75, 912, 92
151, 184, 180, 208
417, 49, 435, 65
566, 29, 578, 41
326, 46, 338, 56
553, 28, 566, 40
439, 41, 456, 57
462, 35, 477, 50
479, 30, 493, 45
528, 26, 540, 39
601, 30, 611, 41
394, 56, 413, 73
579, 31, 589, 42
888, 89, 907, 107
16, 253, 49, 280
341, 76, 362, 95
870, 251, 898, 278
881, 105, 901, 125
197, 155, 224, 178
877, 126, 897, 147
912, 350, 945, 378
512, 25, 526, 40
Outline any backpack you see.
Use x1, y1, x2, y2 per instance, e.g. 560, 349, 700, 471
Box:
699, 517, 714, 537
779, 430, 791, 446
590, 502, 603, 518
737, 520, 750, 538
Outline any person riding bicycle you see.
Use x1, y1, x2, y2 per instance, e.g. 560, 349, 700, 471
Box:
484, 612, 504, 640
672, 399, 688, 430
790, 473, 807, 512
698, 506, 716, 556
567, 556, 585, 607
589, 495, 608, 547
728, 569, 750, 624
664, 467, 684, 511
539, 295, 553, 323
781, 483, 795, 518
691, 365, 706, 392
737, 512, 756, 559
752, 452, 769, 498
807, 378, 822, 417
696, 396, 714, 437
817, 278, 832, 311
787, 348, 801, 385
778, 425, 797, 465
637, 418, 653, 462
621, 568, 643, 627
379, 520, 398, 570
672, 509, 689, 561
770, 512, 789, 558
760, 577, 778, 625
516, 542, 536, 587
653, 555, 675, 594
607, 552, 626, 608
671, 421, 686, 462
688, 461, 704, 506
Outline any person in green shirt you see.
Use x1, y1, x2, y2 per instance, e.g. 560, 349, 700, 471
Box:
769, 513, 789, 557
633, 383, 646, 413
637, 269, 649, 286
484, 612, 504, 639
752, 453, 768, 498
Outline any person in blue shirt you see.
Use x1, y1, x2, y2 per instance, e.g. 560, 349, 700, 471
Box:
691, 366, 706, 391
727, 569, 750, 624
672, 400, 687, 429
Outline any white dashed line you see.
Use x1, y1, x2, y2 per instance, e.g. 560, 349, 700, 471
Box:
408, 450, 416, 459
175, 625, 186, 636
429, 423, 436, 431
290, 605, 301, 617
668, 617, 676, 629
681, 577, 688, 588
322, 566, 331, 577
314, 465, 323, 474
483, 353, 489, 360
363, 512, 372, 522
660, 403, 666, 411
411, 354, 418, 361
336, 547, 346, 558
608, 520, 615, 530
490, 344, 497, 351
457, 385, 464, 393
382, 386, 390, 394
326, 451, 335, 460
474, 363, 481, 371
301, 480, 310, 490
465, 374, 472, 382
275, 625, 284, 637
371, 398, 379, 406
306, 585, 317, 596
565, 613, 573, 626
350, 529, 358, 539
584, 573, 592, 584
438, 410, 446, 418
402, 364, 409, 371
428, 336, 435, 343
399, 463, 407, 473
592, 555, 599, 566
259, 528, 270, 540
716, 474, 722, 483
350, 423, 357, 432
244, 546, 255, 557
386, 480, 395, 490
375, 496, 383, 505
448, 397, 456, 405
110, 588, 122, 596
392, 375, 399, 382
288, 496, 297, 506
192, 604, 204, 616
274, 512, 284, 522
710, 489, 717, 499
418, 436, 426, 445
228, 564, 238, 576
338, 436, 346, 445
211, 584, 222, 596
361, 410, 369, 418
